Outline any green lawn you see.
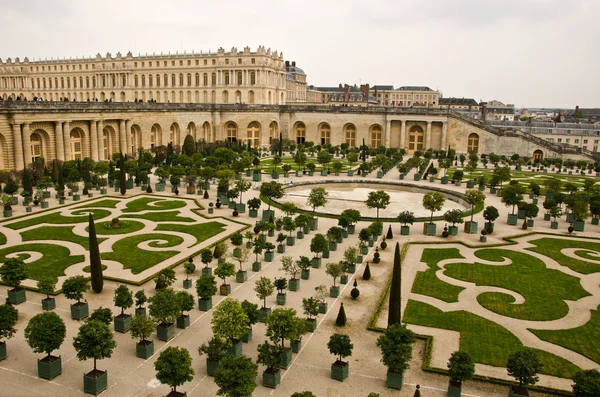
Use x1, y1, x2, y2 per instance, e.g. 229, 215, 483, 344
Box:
122, 210, 194, 223
74, 199, 121, 209
530, 305, 600, 365
21, 226, 107, 249
91, 220, 146, 235
0, 243, 84, 282
444, 249, 589, 321
411, 248, 466, 302
122, 197, 187, 213
0, 232, 5, 246
403, 300, 581, 379
101, 233, 184, 274
5, 209, 112, 230
154, 222, 226, 247
527, 237, 600, 275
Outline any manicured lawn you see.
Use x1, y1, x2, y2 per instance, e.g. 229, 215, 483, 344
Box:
444, 249, 590, 321
527, 237, 600, 275
122, 197, 187, 213
403, 300, 581, 379
101, 233, 184, 274
91, 220, 146, 235
0, 243, 84, 282
21, 226, 107, 249
121, 210, 194, 223
154, 222, 226, 247
0, 232, 5, 245
531, 305, 600, 365
74, 199, 121, 209
5, 209, 112, 230
411, 248, 465, 302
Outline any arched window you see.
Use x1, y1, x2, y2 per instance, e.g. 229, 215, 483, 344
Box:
134, 75, 139, 87
345, 124, 356, 147
211, 73, 216, 85
171, 74, 176, 86
187, 74, 192, 86
123, 75, 127, 87
70, 130, 83, 160
211, 90, 216, 103
532, 149, 543, 160
203, 122, 211, 142
155, 74, 160, 87
203, 73, 208, 86
30, 133, 43, 162
179, 74, 184, 86
370, 125, 382, 148
164, 74, 168, 86
170, 123, 180, 145
149, 75, 153, 87
248, 90, 255, 104
222, 90, 229, 104
141, 75, 146, 87
408, 126, 424, 152
226, 122, 237, 142
224, 72, 230, 86
237, 72, 243, 85
269, 122, 278, 144
150, 124, 161, 149
102, 130, 111, 160
320, 123, 331, 145
467, 133, 479, 153
250, 72, 256, 85
295, 122, 306, 144
86, 77, 90, 88
247, 122, 260, 147
195, 73, 200, 86
235, 90, 241, 104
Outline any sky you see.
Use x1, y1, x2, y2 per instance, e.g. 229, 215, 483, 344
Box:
1, 0, 598, 109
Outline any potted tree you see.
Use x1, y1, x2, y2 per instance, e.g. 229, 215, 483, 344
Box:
443, 209, 464, 236
326, 262, 344, 298
265, 308, 303, 369
154, 346, 194, 397
502, 185, 525, 225
0, 303, 18, 360
252, 238, 265, 271
376, 323, 415, 390
365, 190, 391, 223
340, 208, 361, 234
154, 268, 176, 290
271, 155, 282, 179
550, 203, 563, 229
196, 273, 217, 311
483, 206, 499, 233
183, 258, 195, 289
307, 187, 328, 230
295, 213, 310, 238
506, 348, 543, 397
264, 242, 276, 262
302, 296, 320, 333
310, 233, 328, 268
129, 314, 155, 359
315, 284, 329, 314
24, 312, 66, 380
0, 258, 28, 305
326, 226, 343, 251
254, 276, 275, 322
241, 300, 259, 343
260, 181, 284, 221
447, 350, 475, 397
398, 211, 415, 236
571, 369, 600, 397
280, 255, 301, 291
213, 241, 228, 264
463, 189, 485, 233
343, 246, 359, 274
231, 245, 250, 283
573, 200, 589, 232
72, 319, 116, 396
149, 288, 179, 341
113, 284, 134, 333
274, 277, 288, 305
247, 197, 261, 218
200, 247, 213, 276
214, 261, 236, 296
33, 278, 56, 312
523, 203, 539, 229
257, 341, 284, 389
298, 256, 312, 280
134, 290, 147, 316
62, 275, 90, 320
213, 355, 258, 397
198, 336, 228, 376
328, 333, 353, 382
175, 290, 195, 329
211, 298, 249, 357
358, 228, 372, 254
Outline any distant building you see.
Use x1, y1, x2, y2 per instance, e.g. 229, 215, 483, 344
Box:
439, 97, 478, 110
285, 61, 307, 103
369, 86, 439, 107
485, 100, 515, 121
565, 106, 600, 124
308, 84, 377, 106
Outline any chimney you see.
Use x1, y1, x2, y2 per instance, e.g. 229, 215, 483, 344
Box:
292, 61, 296, 67
339, 83, 343, 88
285, 60, 289, 67
344, 85, 349, 103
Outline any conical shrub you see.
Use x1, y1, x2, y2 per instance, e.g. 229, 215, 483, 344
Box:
362, 262, 371, 280
89, 214, 104, 293
387, 242, 402, 326
335, 303, 346, 326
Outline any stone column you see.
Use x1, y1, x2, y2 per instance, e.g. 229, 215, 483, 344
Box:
399, 120, 406, 150
426, 121, 432, 150
125, 119, 131, 155
385, 119, 392, 147
119, 119, 126, 154
55, 121, 64, 161
22, 123, 31, 167
12, 123, 24, 170
97, 121, 104, 160
63, 121, 71, 160
90, 120, 99, 161
441, 121, 448, 151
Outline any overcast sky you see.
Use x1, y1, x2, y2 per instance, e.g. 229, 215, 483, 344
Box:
1, 0, 598, 109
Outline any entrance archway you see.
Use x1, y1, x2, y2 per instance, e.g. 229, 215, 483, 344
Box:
70, 129, 84, 160
467, 133, 479, 153
247, 122, 260, 147
408, 125, 424, 152
532, 149, 544, 160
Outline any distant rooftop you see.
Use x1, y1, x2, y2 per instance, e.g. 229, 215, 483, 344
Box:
439, 97, 478, 106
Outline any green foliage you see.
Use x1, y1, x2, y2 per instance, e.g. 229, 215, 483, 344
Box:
501, 184, 525, 214
310, 234, 328, 257
241, 300, 259, 326
260, 181, 284, 210
365, 190, 391, 221
443, 209, 465, 226
72, 319, 117, 370
388, 243, 402, 326
447, 350, 475, 382
155, 346, 194, 392
155, 268, 176, 290
149, 288, 180, 325
129, 314, 155, 342
507, 348, 543, 388
325, 262, 344, 286
483, 206, 499, 223
254, 276, 275, 309
302, 297, 319, 320
196, 273, 217, 300
182, 134, 196, 156
198, 336, 230, 363
214, 355, 258, 397
0, 258, 28, 288
36, 278, 56, 298
176, 290, 195, 315
464, 189, 486, 221
113, 285, 133, 314
266, 308, 302, 348
211, 298, 249, 343
256, 341, 283, 371
377, 323, 415, 372
88, 307, 113, 325
62, 275, 90, 303
135, 290, 147, 308
397, 211, 415, 226
327, 333, 353, 362
306, 187, 328, 214
423, 192, 446, 223
88, 214, 103, 293
214, 262, 236, 284
572, 369, 600, 397
0, 303, 18, 340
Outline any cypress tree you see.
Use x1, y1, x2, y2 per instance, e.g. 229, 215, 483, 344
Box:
335, 303, 346, 326
22, 167, 32, 195
387, 242, 402, 326
57, 167, 65, 193
88, 214, 103, 293
362, 262, 371, 280
386, 225, 393, 240
278, 132, 283, 156
119, 152, 126, 196
51, 159, 59, 183
361, 138, 366, 163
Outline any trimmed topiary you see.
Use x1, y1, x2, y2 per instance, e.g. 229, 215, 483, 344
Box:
335, 303, 346, 326
362, 262, 371, 280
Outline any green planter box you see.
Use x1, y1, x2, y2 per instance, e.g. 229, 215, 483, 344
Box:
42, 298, 56, 311
3, 210, 13, 217
567, 213, 575, 223
447, 381, 462, 396
544, 214, 551, 221
466, 181, 475, 188
508, 386, 530, 397
220, 284, 231, 296
268, 229, 275, 237
289, 278, 300, 291
258, 308, 271, 323
340, 275, 348, 285
485, 222, 495, 233
252, 262, 262, 272
262, 209, 275, 221
41, 202, 49, 209
329, 241, 337, 251
135, 307, 146, 316
38, 355, 62, 380
592, 218, 599, 225
286, 236, 296, 246
136, 340, 154, 359
306, 318, 317, 332
347, 263, 356, 273
310, 217, 318, 230
424, 223, 436, 236
183, 279, 192, 289
157, 323, 175, 341
377, 171, 384, 178
279, 348, 293, 369
454, 181, 461, 186
386, 370, 404, 390
241, 327, 252, 343
236, 270, 248, 283
277, 244, 285, 253
330, 286, 340, 298
527, 219, 534, 227
413, 173, 422, 181
262, 369, 281, 389
347, 224, 355, 234
368, 239, 374, 247
72, 195, 80, 201
551, 221, 559, 229
0, 342, 5, 360
478, 185, 486, 191
311, 257, 322, 268
246, 169, 253, 177
7, 288, 26, 305
271, 171, 279, 179
574, 220, 585, 232
449, 226, 458, 236
236, 203, 246, 213
226, 340, 243, 356
296, 170, 303, 177
264, 251, 274, 262
207, 208, 214, 214
176, 314, 190, 329
276, 294, 287, 305
331, 362, 349, 382
360, 246, 369, 254
518, 209, 527, 219
198, 297, 213, 311
202, 267, 212, 276
441, 176, 448, 184
228, 201, 236, 209
291, 338, 302, 353
321, 169, 328, 176
83, 370, 107, 396
507, 214, 518, 225
465, 221, 478, 234
206, 360, 219, 376
155, 183, 165, 192
249, 209, 258, 218
100, 188, 107, 194
252, 173, 262, 182
71, 302, 89, 320
347, 170, 354, 176
399, 174, 405, 180
297, 230, 304, 239
319, 303, 328, 314
301, 269, 310, 280
480, 235, 487, 242
114, 314, 132, 333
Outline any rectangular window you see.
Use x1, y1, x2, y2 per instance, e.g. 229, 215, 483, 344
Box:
196, 60, 199, 65
575, 139, 580, 143
584, 139, 588, 144
142, 62, 145, 67
558, 138, 562, 142
238, 59, 242, 64
188, 60, 191, 66
134, 62, 138, 67
594, 146, 598, 152
212, 59, 216, 65
164, 61, 167, 66
566, 139, 570, 143
204, 60, 207, 65
583, 146, 588, 151
180, 60, 183, 66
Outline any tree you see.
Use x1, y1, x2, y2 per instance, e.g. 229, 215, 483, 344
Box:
443, 209, 465, 227
260, 181, 284, 210
447, 350, 475, 384
307, 187, 328, 218
573, 200, 590, 221
182, 134, 196, 156
254, 277, 275, 309
24, 312, 66, 359
340, 208, 361, 227
492, 166, 511, 189
422, 192, 446, 223
211, 298, 249, 344
0, 304, 18, 341
113, 285, 133, 315
310, 234, 328, 258
398, 211, 415, 226
256, 341, 283, 373
572, 369, 600, 397
72, 319, 117, 372
129, 314, 155, 343
280, 255, 300, 280
483, 206, 499, 224
196, 273, 217, 300
214, 262, 236, 285
377, 323, 415, 373
62, 275, 90, 304
501, 184, 525, 214
176, 290, 195, 318
155, 268, 176, 290
200, 247, 213, 268
88, 307, 113, 325
388, 242, 402, 326
464, 189, 486, 222
325, 262, 344, 287
213, 355, 258, 397
88, 214, 103, 293
149, 288, 179, 326
155, 346, 194, 393
327, 333, 353, 363
135, 290, 147, 309
265, 308, 302, 348
0, 258, 28, 289
37, 278, 56, 299
302, 297, 319, 321
506, 348, 543, 390
365, 190, 391, 222
234, 179, 252, 204
343, 246, 358, 267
